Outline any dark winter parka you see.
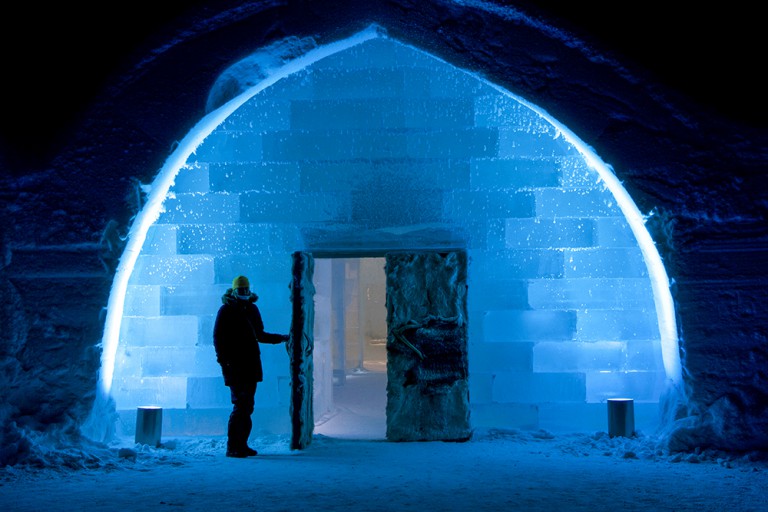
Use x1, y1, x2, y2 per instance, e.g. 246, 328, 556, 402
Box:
213, 289, 286, 386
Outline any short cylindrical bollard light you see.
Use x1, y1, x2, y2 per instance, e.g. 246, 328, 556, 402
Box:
607, 398, 635, 438
135, 406, 163, 446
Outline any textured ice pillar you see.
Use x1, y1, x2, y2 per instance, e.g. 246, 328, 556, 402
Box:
288, 252, 315, 449
385, 252, 470, 441
331, 259, 346, 384
312, 259, 333, 421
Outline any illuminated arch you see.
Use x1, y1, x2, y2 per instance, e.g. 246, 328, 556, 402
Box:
86, 25, 681, 440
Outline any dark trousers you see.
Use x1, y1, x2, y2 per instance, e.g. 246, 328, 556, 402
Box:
227, 381, 257, 450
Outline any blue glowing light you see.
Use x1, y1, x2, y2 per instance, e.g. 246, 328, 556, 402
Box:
87, 25, 682, 439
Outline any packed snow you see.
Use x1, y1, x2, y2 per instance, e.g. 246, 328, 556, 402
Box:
3, 369, 767, 511
2, 427, 766, 512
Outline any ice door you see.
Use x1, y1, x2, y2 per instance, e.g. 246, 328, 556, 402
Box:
288, 251, 315, 450
385, 251, 471, 441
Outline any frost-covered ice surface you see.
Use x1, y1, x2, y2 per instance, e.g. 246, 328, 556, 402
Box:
2, 429, 766, 512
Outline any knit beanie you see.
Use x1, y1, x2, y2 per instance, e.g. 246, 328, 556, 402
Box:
232, 275, 250, 289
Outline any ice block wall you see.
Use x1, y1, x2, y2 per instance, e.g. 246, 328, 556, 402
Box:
112, 32, 670, 436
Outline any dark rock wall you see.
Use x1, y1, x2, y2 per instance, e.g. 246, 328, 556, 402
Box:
0, 0, 765, 461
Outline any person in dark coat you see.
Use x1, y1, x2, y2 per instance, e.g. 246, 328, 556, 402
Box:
213, 275, 289, 458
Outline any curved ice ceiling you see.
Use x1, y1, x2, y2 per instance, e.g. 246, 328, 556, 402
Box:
96, 25, 681, 436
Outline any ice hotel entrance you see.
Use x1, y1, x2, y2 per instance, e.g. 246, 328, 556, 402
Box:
296, 251, 470, 447
99, 25, 681, 443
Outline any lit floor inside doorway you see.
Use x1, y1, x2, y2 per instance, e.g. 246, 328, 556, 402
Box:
314, 361, 387, 440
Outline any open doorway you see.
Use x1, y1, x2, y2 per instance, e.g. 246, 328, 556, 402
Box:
312, 257, 388, 440
302, 251, 471, 444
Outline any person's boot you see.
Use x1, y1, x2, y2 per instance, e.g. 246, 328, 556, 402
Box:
243, 446, 258, 456
227, 411, 250, 458
226, 439, 248, 458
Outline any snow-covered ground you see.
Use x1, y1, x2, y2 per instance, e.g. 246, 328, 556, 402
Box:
3, 367, 767, 511
2, 427, 766, 512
